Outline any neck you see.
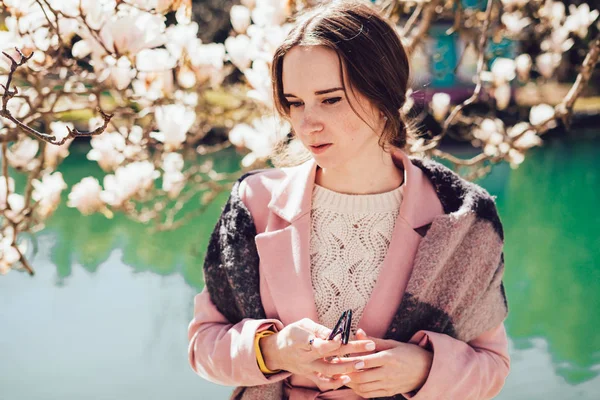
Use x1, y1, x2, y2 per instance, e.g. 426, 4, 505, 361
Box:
315, 149, 404, 195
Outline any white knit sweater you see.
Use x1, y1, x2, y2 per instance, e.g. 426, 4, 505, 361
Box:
309, 183, 403, 337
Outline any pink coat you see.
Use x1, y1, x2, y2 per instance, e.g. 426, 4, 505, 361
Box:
188, 149, 510, 399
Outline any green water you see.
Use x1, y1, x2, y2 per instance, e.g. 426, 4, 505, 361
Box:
0, 137, 598, 399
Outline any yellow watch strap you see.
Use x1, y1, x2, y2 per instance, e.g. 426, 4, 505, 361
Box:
255, 330, 282, 374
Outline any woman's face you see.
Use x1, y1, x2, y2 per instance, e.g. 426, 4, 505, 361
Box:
282, 45, 385, 172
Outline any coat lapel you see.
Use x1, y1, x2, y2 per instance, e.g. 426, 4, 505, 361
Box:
254, 159, 320, 326
255, 149, 445, 334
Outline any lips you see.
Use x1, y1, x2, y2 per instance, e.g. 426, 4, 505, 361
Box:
308, 143, 333, 154
310, 143, 331, 148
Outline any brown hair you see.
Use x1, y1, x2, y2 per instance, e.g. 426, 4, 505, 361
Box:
270, 0, 413, 166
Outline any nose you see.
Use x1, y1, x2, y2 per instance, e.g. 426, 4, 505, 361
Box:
298, 108, 324, 135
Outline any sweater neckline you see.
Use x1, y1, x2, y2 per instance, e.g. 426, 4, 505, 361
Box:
311, 183, 403, 213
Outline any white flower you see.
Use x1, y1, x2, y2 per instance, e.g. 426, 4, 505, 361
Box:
515, 54, 532, 81
565, 4, 599, 38
99, 56, 137, 90
251, 0, 287, 27
513, 130, 542, 150
87, 131, 126, 171
231, 5, 252, 34
540, 1, 566, 27
132, 70, 174, 102
244, 59, 273, 106
225, 35, 253, 70
162, 152, 184, 173
529, 104, 555, 126
491, 57, 516, 84
508, 149, 525, 168
162, 171, 185, 199
32, 172, 67, 219
7, 137, 39, 170
500, 0, 528, 8
165, 22, 199, 59
230, 115, 289, 167
536, 52, 562, 79
177, 66, 197, 89
150, 104, 196, 150
100, 161, 160, 206
431, 92, 451, 122
100, 11, 166, 56
494, 83, 511, 110
474, 118, 504, 142
541, 27, 574, 53
501, 12, 531, 35
136, 48, 177, 72
67, 177, 104, 215
45, 137, 72, 169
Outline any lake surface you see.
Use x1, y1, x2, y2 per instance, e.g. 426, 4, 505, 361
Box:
1, 135, 599, 399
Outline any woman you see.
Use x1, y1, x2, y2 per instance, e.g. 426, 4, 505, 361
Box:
188, 1, 510, 399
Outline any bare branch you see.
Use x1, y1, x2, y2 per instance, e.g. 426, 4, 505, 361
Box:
555, 33, 600, 129
405, 0, 441, 54
421, 0, 495, 151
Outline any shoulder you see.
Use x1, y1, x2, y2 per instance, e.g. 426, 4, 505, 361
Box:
232, 165, 299, 232
411, 157, 503, 240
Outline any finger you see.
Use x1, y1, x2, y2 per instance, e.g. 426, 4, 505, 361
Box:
310, 358, 363, 376
322, 339, 376, 358
309, 335, 342, 358
307, 372, 352, 391
328, 351, 389, 371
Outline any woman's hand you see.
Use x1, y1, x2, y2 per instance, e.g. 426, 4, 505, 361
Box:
261, 318, 377, 390
338, 329, 433, 398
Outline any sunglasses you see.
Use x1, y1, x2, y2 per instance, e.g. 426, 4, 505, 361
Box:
327, 309, 353, 345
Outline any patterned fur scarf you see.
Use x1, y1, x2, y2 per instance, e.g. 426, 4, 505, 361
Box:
203, 158, 508, 400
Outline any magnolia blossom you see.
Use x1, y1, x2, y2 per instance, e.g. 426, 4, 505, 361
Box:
150, 104, 196, 150
136, 48, 177, 72
6, 137, 39, 170
515, 54, 532, 81
491, 58, 516, 85
564, 4, 599, 38
251, 0, 288, 27
87, 131, 127, 171
0, 232, 23, 274
99, 11, 166, 56
541, 27, 574, 54
229, 115, 289, 167
494, 83, 511, 110
508, 122, 543, 150
165, 22, 199, 59
225, 35, 254, 70
536, 52, 562, 79
474, 118, 504, 144
32, 172, 67, 219
100, 161, 160, 206
132, 70, 174, 102
244, 59, 272, 106
99, 56, 137, 90
540, 1, 566, 27
430, 93, 451, 122
188, 42, 227, 86
529, 104, 555, 126
508, 149, 525, 168
67, 177, 105, 215
162, 171, 185, 199
231, 5, 252, 34
162, 152, 184, 173
501, 12, 531, 35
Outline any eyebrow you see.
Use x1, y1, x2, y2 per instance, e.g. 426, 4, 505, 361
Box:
283, 87, 344, 98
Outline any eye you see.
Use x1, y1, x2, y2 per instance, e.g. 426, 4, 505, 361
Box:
287, 101, 304, 108
323, 97, 342, 105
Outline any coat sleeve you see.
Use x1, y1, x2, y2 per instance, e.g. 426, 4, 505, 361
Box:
187, 288, 292, 386
187, 173, 292, 386
401, 322, 510, 400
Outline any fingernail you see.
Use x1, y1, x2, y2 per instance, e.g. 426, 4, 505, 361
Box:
366, 342, 376, 351
342, 376, 351, 384
355, 361, 365, 369
357, 329, 366, 336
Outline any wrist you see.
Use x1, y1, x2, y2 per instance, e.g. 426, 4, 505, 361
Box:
261, 331, 283, 372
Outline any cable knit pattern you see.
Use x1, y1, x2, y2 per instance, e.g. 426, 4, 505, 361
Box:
309, 183, 403, 336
